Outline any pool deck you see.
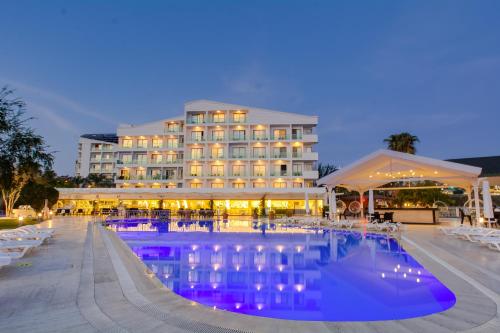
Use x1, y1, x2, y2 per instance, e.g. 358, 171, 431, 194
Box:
0, 217, 498, 333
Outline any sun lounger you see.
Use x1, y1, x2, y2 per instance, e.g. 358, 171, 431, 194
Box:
0, 255, 12, 268
0, 242, 33, 259
0, 230, 48, 243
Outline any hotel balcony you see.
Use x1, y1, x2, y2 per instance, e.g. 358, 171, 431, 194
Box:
271, 153, 288, 159
250, 153, 267, 159
115, 159, 149, 166
270, 135, 289, 141
303, 170, 319, 179
187, 137, 205, 143
250, 135, 268, 141
229, 136, 247, 142
115, 175, 179, 182
252, 172, 266, 177
164, 128, 183, 134
229, 154, 247, 159
207, 155, 225, 160
207, 136, 226, 142
208, 173, 225, 177
293, 151, 318, 160
302, 134, 318, 143
270, 171, 288, 177
190, 155, 205, 161
229, 172, 246, 177
148, 159, 183, 165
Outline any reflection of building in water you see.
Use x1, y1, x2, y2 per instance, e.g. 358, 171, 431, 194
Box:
131, 235, 330, 313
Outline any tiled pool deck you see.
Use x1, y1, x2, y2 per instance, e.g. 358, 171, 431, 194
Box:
0, 217, 498, 333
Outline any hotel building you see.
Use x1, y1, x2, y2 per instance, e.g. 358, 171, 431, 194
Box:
59, 100, 324, 215
75, 133, 118, 178
115, 100, 319, 189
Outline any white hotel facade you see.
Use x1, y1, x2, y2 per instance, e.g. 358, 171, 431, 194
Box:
61, 100, 324, 215
115, 100, 319, 189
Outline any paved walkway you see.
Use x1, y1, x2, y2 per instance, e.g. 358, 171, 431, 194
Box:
0, 217, 499, 333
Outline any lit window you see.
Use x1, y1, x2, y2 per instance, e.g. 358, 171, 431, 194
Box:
191, 148, 203, 159
213, 113, 225, 123
273, 182, 287, 188
190, 182, 202, 189
232, 165, 245, 177
252, 130, 266, 140
212, 130, 225, 141
253, 182, 265, 188
167, 123, 180, 132
211, 183, 224, 188
167, 138, 179, 148
122, 139, 132, 148
253, 165, 265, 177
232, 182, 245, 189
232, 130, 245, 141
293, 182, 303, 188
233, 112, 246, 123
211, 165, 224, 177
190, 165, 202, 177
137, 139, 148, 148
152, 138, 163, 148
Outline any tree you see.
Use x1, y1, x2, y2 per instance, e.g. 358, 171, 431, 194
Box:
383, 132, 420, 154
317, 163, 338, 179
0, 87, 53, 216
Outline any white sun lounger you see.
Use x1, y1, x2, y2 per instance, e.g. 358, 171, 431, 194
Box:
0, 255, 12, 268
17, 225, 55, 236
0, 242, 33, 259
0, 231, 48, 243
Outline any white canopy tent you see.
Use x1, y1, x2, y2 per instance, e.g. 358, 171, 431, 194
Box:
318, 150, 486, 223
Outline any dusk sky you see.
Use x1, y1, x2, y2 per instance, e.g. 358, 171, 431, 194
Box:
1, 1, 499, 175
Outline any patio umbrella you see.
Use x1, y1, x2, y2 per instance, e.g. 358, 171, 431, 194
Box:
329, 189, 337, 220
482, 180, 494, 223
368, 189, 375, 215
305, 191, 310, 215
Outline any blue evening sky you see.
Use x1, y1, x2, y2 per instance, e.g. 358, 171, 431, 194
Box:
1, 1, 499, 175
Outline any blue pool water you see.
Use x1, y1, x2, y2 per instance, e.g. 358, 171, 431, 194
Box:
108, 219, 456, 321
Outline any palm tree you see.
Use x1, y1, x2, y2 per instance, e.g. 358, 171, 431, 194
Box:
384, 132, 420, 154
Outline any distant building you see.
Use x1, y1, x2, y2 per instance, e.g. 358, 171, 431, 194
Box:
75, 133, 118, 178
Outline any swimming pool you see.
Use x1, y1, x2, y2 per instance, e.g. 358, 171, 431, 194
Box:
108, 219, 456, 321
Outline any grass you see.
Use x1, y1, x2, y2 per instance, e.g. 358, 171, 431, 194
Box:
0, 217, 41, 230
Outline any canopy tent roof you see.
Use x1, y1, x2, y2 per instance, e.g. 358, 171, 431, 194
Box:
317, 149, 482, 191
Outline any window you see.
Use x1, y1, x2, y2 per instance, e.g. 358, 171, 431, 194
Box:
232, 147, 246, 158
151, 154, 162, 163
167, 123, 181, 132
292, 128, 302, 140
273, 181, 287, 188
122, 139, 132, 148
233, 112, 246, 123
273, 129, 287, 140
232, 182, 245, 189
232, 165, 245, 177
252, 147, 266, 158
252, 130, 266, 140
212, 130, 225, 141
253, 165, 265, 177
292, 146, 302, 158
190, 114, 204, 124
272, 164, 287, 176
167, 184, 177, 189
150, 169, 162, 179
211, 165, 224, 177
166, 138, 179, 148
292, 164, 303, 176
122, 154, 132, 163
190, 182, 202, 189
253, 182, 265, 188
191, 131, 204, 142
166, 153, 177, 163
293, 182, 303, 188
191, 148, 203, 159
272, 147, 287, 158
152, 138, 163, 148
211, 182, 224, 188
213, 113, 225, 123
232, 130, 245, 141
190, 165, 202, 177
136, 169, 146, 179
137, 139, 148, 148
211, 147, 224, 159
136, 154, 147, 164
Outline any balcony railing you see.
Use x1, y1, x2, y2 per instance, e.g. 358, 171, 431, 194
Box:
166, 143, 184, 149
209, 155, 225, 159
230, 154, 247, 159
209, 173, 224, 177
230, 172, 246, 177
189, 137, 205, 142
186, 118, 205, 124
252, 172, 266, 177
251, 154, 267, 159
292, 152, 302, 158
116, 159, 148, 165
190, 155, 205, 160
251, 135, 268, 141
270, 172, 288, 177
271, 153, 288, 159
116, 175, 178, 181
291, 134, 303, 140
271, 135, 288, 140
230, 136, 246, 141
210, 136, 225, 142
292, 171, 303, 176
189, 173, 203, 177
